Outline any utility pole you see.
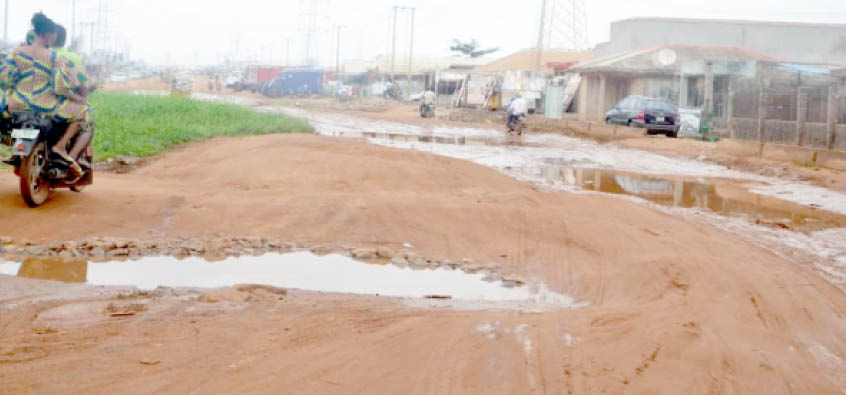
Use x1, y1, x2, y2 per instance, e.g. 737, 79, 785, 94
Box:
390, 6, 399, 83
286, 39, 290, 66
3, 0, 8, 42
85, 22, 95, 55
335, 25, 342, 73
71, 0, 76, 43
407, 7, 415, 88
535, 0, 547, 74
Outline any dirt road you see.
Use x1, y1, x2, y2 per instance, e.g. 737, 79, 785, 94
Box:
2, 127, 846, 392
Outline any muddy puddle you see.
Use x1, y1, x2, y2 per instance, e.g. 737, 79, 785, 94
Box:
0, 253, 581, 308
324, 130, 501, 147
528, 167, 846, 232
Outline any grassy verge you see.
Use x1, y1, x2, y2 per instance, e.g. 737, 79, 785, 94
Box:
90, 92, 312, 159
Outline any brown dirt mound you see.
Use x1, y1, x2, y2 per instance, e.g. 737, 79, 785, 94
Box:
1, 134, 845, 393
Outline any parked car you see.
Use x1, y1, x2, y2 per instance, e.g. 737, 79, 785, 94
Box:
605, 95, 680, 138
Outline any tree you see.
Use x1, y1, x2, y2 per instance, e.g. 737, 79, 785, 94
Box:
450, 39, 500, 58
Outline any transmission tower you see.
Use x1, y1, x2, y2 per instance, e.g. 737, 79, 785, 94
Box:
300, 0, 326, 67
538, 0, 589, 50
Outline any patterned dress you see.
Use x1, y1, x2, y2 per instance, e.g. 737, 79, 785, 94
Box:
0, 49, 89, 125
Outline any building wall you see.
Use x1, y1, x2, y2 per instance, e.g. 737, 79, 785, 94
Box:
598, 19, 846, 65
579, 74, 681, 121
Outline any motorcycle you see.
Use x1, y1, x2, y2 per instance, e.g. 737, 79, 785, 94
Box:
507, 114, 526, 136
1, 112, 94, 207
420, 103, 435, 119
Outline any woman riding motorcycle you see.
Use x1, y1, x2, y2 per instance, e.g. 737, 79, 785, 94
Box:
0, 12, 90, 176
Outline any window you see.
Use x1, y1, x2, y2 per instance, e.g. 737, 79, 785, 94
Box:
645, 100, 676, 112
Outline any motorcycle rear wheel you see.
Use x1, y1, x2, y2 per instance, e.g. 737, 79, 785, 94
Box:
19, 142, 50, 207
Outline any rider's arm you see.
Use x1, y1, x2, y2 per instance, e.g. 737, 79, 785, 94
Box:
52, 55, 84, 101
0, 50, 21, 89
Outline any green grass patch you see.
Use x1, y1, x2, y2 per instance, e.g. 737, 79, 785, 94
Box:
90, 92, 313, 159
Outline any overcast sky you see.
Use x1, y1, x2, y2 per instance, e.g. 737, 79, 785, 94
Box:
10, 0, 846, 66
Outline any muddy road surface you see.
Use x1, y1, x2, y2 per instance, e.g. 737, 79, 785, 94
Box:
2, 109, 846, 394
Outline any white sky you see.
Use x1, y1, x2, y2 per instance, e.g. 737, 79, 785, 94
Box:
9, 0, 846, 66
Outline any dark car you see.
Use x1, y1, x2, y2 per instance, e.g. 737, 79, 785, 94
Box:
605, 95, 680, 138
261, 70, 325, 98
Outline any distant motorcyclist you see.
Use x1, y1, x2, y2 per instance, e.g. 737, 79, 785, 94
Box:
507, 93, 528, 127
420, 89, 436, 118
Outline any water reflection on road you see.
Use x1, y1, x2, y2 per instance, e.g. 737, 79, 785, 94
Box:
0, 254, 584, 309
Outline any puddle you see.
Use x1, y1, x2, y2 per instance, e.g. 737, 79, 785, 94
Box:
0, 253, 582, 308
325, 130, 504, 147
529, 167, 846, 232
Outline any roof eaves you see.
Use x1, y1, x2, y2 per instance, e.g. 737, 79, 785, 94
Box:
613, 17, 846, 30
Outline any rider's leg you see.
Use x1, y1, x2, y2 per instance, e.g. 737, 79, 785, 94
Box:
52, 121, 83, 175
53, 120, 79, 157
69, 129, 92, 161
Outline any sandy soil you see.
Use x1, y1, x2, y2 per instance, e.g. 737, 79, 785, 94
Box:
2, 133, 846, 393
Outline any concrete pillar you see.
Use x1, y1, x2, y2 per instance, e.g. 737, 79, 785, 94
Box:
578, 75, 589, 120
679, 73, 688, 107
827, 85, 839, 149
796, 87, 807, 146
598, 75, 607, 122
727, 79, 735, 138
703, 62, 714, 113
594, 170, 602, 192
757, 85, 768, 142
673, 181, 684, 207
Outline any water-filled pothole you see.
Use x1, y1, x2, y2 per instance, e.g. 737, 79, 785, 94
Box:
527, 167, 846, 232
0, 253, 582, 308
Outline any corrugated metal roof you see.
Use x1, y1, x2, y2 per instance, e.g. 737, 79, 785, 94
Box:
571, 44, 781, 73
777, 63, 833, 76
615, 17, 846, 30
478, 49, 592, 73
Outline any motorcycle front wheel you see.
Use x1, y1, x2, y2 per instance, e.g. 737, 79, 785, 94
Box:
19, 142, 50, 207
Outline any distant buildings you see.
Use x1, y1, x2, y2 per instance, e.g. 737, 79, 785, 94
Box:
596, 18, 846, 66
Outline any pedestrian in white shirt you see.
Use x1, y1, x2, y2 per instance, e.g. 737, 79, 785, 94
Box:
507, 93, 528, 126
